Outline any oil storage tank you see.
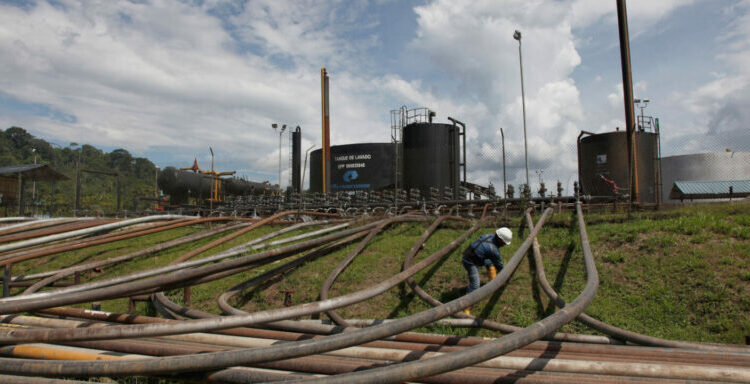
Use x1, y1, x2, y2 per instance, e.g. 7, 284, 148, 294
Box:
661, 152, 750, 203
310, 143, 396, 193
578, 130, 659, 203
402, 122, 461, 199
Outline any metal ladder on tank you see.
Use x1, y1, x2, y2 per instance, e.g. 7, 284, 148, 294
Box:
390, 106, 407, 210
637, 114, 663, 206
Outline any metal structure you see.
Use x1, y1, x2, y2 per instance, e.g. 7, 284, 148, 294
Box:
0, 164, 68, 216
617, 0, 638, 203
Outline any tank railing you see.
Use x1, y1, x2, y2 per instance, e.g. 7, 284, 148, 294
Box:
637, 114, 655, 132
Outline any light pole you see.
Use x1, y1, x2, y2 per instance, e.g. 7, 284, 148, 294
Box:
271, 123, 287, 189
514, 29, 530, 190
634, 98, 649, 130
500, 128, 506, 200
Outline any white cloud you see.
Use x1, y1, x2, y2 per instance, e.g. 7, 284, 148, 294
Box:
0, 0, 744, 194
665, 1, 750, 154
571, 0, 698, 32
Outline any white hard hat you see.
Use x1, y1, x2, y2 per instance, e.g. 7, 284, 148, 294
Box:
495, 227, 512, 245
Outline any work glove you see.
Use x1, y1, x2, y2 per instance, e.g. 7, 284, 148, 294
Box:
488, 266, 497, 280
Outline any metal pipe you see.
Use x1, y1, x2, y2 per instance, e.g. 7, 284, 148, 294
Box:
0, 217, 79, 236
0, 218, 117, 245
525, 211, 750, 353
0, 375, 93, 384
250, 222, 351, 251
18, 221, 251, 286
0, 215, 188, 254
169, 210, 333, 264
0, 218, 385, 325
400, 216, 619, 344
320, 219, 397, 326
617, 0, 637, 203
289, 206, 590, 383
33, 308, 750, 366
0, 217, 207, 267
0, 213, 520, 375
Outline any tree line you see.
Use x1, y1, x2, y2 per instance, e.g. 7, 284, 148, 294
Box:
1, 126, 159, 216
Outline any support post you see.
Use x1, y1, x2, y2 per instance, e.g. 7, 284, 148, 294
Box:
116, 173, 121, 212
75, 158, 81, 216
17, 173, 23, 216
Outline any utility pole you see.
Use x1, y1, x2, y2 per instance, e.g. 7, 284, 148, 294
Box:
500, 128, 507, 200
514, 30, 530, 190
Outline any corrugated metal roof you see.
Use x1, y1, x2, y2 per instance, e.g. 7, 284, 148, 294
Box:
0, 164, 46, 174
670, 180, 750, 200
0, 164, 69, 181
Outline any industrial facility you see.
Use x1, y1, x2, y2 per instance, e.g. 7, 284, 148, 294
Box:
2, 1, 750, 383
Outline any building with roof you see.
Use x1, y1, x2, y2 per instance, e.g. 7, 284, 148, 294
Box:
669, 180, 750, 201
0, 164, 69, 216
660, 152, 750, 204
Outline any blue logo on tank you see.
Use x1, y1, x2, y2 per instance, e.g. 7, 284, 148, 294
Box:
343, 170, 359, 183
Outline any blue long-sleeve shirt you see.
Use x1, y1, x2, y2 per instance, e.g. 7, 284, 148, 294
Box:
462, 234, 504, 269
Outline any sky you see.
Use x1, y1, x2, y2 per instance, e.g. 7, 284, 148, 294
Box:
1, 0, 748, 191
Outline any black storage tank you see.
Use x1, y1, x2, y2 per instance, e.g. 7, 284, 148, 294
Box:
402, 122, 460, 198
578, 130, 658, 203
310, 143, 396, 193
291, 126, 301, 193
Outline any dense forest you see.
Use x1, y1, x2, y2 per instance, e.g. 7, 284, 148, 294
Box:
0, 126, 159, 216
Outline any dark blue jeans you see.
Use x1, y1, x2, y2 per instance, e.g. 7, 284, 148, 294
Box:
462, 258, 481, 294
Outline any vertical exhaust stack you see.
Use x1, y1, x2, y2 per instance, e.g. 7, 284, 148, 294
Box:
292, 126, 301, 193
321, 68, 331, 194
617, 0, 638, 203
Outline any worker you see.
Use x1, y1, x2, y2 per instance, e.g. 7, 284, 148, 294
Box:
461, 227, 512, 315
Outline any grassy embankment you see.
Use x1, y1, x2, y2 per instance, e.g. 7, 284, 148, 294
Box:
9, 203, 750, 345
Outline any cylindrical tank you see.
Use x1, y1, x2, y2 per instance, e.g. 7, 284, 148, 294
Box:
158, 167, 274, 205
402, 122, 460, 198
310, 143, 396, 193
578, 130, 658, 203
661, 152, 750, 203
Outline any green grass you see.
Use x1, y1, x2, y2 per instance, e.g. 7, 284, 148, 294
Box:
8, 202, 750, 346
